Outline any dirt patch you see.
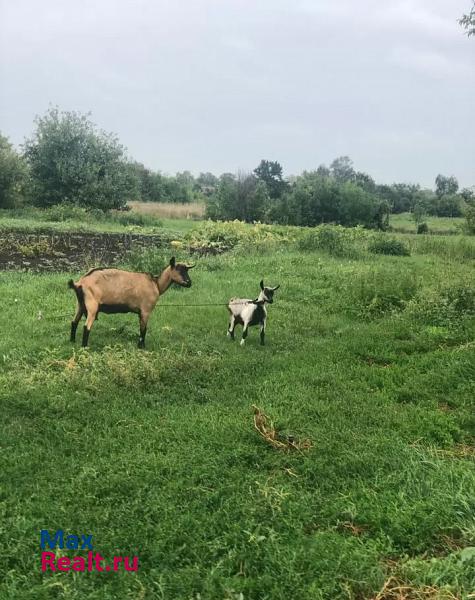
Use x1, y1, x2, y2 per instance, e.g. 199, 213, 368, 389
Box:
0, 230, 169, 273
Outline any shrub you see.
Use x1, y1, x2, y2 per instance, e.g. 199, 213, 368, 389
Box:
354, 268, 418, 317
406, 284, 475, 326
39, 203, 90, 222
108, 210, 162, 227
465, 206, 475, 235
417, 222, 429, 234
297, 225, 363, 258
185, 220, 295, 254
368, 236, 410, 256
445, 284, 475, 314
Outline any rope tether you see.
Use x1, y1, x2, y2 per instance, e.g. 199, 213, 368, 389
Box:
36, 300, 268, 321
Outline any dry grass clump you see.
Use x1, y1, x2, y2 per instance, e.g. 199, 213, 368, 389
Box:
433, 444, 475, 459
129, 201, 205, 220
371, 576, 460, 600
252, 405, 312, 452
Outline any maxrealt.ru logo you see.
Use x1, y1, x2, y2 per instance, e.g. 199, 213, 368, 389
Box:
40, 530, 139, 573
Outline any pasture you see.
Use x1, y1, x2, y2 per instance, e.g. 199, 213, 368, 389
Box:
0, 219, 474, 599
389, 213, 465, 235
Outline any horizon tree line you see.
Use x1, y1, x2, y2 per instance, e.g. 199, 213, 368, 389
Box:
0, 108, 473, 231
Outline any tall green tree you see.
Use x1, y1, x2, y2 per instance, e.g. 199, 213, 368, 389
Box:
460, 187, 475, 203
460, 1, 475, 36
435, 174, 459, 198
433, 194, 463, 217
330, 156, 355, 183
197, 172, 218, 187
0, 133, 28, 208
130, 162, 167, 202
23, 108, 138, 209
315, 164, 331, 178
253, 159, 287, 199
196, 172, 218, 196
206, 172, 269, 222
354, 171, 376, 193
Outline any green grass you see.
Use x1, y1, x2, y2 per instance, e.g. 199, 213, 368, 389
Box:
0, 216, 203, 238
0, 228, 474, 598
0, 207, 203, 236
160, 217, 205, 233
390, 212, 465, 234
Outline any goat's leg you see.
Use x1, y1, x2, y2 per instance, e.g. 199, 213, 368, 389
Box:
138, 312, 148, 349
260, 319, 266, 346
240, 321, 249, 346
82, 299, 98, 347
227, 315, 236, 340
70, 303, 84, 342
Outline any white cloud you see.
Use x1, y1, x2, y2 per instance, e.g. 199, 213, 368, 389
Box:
388, 45, 474, 79
372, 0, 459, 38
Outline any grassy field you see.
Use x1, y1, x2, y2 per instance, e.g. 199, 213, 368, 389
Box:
0, 205, 205, 239
390, 213, 465, 234
1, 221, 474, 599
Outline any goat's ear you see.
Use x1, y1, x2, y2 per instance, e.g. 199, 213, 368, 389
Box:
272, 285, 280, 291
186, 263, 195, 269
169, 257, 176, 268
260, 279, 264, 290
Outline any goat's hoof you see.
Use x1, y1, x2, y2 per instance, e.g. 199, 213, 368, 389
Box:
240, 339, 245, 346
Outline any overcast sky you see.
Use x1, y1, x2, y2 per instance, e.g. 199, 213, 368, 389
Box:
0, 0, 474, 187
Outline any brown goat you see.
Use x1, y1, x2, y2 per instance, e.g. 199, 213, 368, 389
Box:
68, 257, 194, 348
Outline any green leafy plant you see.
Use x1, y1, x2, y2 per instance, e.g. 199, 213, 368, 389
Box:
406, 284, 475, 326
464, 205, 475, 234
297, 225, 363, 258
368, 236, 410, 256
416, 222, 429, 234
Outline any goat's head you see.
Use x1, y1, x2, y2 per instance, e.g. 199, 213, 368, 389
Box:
259, 279, 280, 304
169, 256, 194, 288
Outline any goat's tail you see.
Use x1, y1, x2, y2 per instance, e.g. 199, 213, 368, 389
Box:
68, 279, 86, 310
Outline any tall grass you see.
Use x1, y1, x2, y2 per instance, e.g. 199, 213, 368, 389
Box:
0, 204, 164, 232
407, 235, 475, 261
129, 200, 205, 220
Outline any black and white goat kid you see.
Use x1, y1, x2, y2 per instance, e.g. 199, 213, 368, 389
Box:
227, 280, 280, 346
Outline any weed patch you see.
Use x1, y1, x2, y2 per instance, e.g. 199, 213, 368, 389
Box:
369, 236, 411, 256
406, 284, 475, 327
